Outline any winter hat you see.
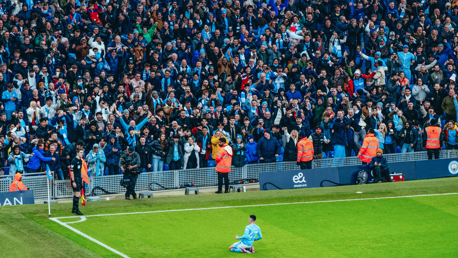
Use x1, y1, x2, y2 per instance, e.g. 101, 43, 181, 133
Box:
299, 131, 306, 139
248, 135, 254, 140
377, 149, 383, 154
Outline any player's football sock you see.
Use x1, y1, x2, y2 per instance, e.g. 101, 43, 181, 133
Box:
230, 248, 242, 253
241, 247, 251, 253
72, 196, 79, 212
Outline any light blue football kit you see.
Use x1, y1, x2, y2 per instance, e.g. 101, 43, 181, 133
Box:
231, 224, 262, 252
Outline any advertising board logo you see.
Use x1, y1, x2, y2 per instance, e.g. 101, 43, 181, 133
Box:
449, 161, 458, 175
293, 172, 307, 184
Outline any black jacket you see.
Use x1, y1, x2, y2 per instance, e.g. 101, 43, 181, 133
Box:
136, 144, 152, 169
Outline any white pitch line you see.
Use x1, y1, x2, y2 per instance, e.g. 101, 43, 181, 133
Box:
65, 216, 87, 224
51, 192, 458, 220
50, 217, 130, 258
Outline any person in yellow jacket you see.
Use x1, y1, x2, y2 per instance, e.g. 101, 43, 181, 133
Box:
297, 136, 314, 169
357, 128, 379, 164
424, 119, 442, 160
211, 130, 228, 159
9, 172, 28, 192
215, 138, 233, 193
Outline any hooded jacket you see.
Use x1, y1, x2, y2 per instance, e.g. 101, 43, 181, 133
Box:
9, 173, 28, 192
245, 140, 258, 163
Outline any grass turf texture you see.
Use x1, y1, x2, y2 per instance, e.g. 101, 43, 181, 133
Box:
1, 177, 457, 258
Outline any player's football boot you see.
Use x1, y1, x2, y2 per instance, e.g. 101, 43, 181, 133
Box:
251, 246, 255, 253
241, 248, 251, 254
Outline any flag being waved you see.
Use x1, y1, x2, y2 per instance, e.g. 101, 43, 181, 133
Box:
81, 159, 89, 206
81, 188, 86, 206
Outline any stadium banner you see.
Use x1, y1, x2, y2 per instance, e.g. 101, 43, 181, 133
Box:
415, 158, 458, 180
259, 168, 340, 191
0, 190, 35, 206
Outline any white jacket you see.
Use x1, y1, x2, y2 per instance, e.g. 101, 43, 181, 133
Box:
183, 143, 200, 170
26, 107, 41, 126
373, 66, 388, 87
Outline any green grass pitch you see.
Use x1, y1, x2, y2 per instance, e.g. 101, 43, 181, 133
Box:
2, 177, 458, 258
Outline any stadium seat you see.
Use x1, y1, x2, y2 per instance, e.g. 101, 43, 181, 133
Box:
443, 143, 446, 150
327, 151, 335, 158
119, 168, 123, 174
322, 152, 327, 159
276, 155, 283, 162
3, 167, 9, 175
351, 150, 356, 156
104, 167, 109, 176
163, 163, 169, 171
279, 147, 284, 155
207, 160, 216, 167
441, 119, 445, 128
395, 146, 401, 153
142, 168, 146, 172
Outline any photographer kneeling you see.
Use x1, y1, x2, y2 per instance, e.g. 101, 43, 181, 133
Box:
369, 149, 393, 183
120, 146, 141, 200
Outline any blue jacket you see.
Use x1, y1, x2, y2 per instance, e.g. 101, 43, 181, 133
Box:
104, 142, 122, 165
245, 141, 258, 163
257, 136, 280, 162
286, 90, 302, 101
332, 118, 352, 146
44, 151, 61, 172
27, 147, 53, 170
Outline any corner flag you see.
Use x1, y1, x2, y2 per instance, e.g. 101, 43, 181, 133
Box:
81, 188, 86, 206
46, 164, 53, 180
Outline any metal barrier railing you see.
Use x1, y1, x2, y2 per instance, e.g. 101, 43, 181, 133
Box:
4, 150, 458, 201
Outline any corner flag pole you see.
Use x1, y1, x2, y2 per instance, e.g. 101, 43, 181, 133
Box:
46, 164, 52, 218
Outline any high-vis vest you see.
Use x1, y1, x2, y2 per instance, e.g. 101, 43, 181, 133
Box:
215, 145, 233, 173
357, 133, 379, 163
9, 173, 28, 192
297, 138, 314, 162
426, 126, 442, 149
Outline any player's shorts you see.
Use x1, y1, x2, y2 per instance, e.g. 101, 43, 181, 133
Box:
72, 178, 83, 192
233, 241, 251, 250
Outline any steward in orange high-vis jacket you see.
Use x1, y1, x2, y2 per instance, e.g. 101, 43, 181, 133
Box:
9, 172, 28, 192
215, 138, 233, 194
424, 119, 442, 160
357, 128, 379, 164
297, 136, 314, 170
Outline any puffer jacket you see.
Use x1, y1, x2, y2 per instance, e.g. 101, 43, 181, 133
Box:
373, 66, 388, 87
283, 136, 298, 161
27, 147, 53, 170
245, 141, 258, 163
256, 136, 280, 162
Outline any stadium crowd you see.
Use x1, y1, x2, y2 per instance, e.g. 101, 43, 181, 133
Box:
0, 0, 457, 180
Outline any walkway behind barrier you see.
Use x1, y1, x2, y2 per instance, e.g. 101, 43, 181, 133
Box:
2, 150, 457, 201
